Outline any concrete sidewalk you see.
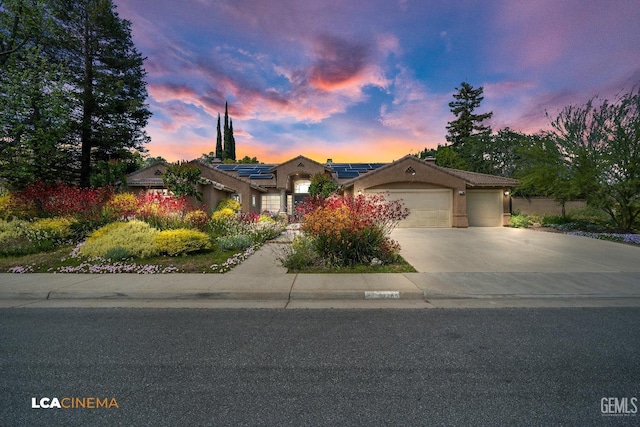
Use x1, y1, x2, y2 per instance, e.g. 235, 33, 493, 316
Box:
2, 241, 640, 309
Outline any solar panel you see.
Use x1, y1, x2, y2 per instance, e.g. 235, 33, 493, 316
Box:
336, 171, 360, 179
216, 164, 238, 171
249, 174, 274, 179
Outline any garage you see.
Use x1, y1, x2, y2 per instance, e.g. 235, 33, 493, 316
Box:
368, 189, 452, 228
466, 190, 503, 227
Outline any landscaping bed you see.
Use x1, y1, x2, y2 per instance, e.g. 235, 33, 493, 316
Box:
509, 208, 640, 247
0, 182, 285, 274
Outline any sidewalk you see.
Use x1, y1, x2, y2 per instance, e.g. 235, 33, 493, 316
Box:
2, 241, 640, 308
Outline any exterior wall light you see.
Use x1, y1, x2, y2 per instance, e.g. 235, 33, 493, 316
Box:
357, 190, 363, 195
458, 190, 465, 195
504, 191, 510, 196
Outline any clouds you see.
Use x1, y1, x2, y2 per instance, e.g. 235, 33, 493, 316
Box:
113, 0, 640, 163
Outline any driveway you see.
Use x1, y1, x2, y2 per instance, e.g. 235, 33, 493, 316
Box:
391, 227, 640, 273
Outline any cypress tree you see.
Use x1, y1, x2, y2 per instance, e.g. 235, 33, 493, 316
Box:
229, 119, 236, 161
215, 113, 222, 159
222, 101, 228, 159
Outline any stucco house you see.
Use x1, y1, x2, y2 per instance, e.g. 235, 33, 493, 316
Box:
126, 154, 519, 228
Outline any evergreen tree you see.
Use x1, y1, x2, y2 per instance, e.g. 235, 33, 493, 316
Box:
49, 0, 151, 187
445, 82, 493, 149
222, 101, 237, 161
0, 0, 76, 188
223, 101, 230, 160
215, 113, 222, 159
229, 119, 236, 161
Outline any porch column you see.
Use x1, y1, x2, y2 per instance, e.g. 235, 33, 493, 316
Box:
280, 188, 286, 213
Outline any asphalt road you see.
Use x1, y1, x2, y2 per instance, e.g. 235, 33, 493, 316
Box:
1, 308, 639, 426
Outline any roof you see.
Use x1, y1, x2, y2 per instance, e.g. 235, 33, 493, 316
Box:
440, 168, 520, 187
195, 160, 268, 192
339, 155, 520, 188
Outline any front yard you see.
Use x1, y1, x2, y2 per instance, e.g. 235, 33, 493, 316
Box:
1, 183, 415, 274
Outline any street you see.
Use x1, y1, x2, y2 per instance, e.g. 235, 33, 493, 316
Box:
1, 308, 639, 426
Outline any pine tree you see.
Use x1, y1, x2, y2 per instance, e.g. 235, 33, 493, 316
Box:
445, 82, 493, 149
0, 0, 76, 188
215, 113, 223, 159
50, 0, 151, 186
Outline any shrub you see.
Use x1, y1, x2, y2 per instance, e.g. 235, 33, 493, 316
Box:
185, 210, 209, 230
0, 219, 28, 242
79, 220, 160, 258
27, 217, 77, 244
216, 198, 241, 212
14, 180, 113, 220
541, 214, 573, 226
0, 195, 15, 220
211, 208, 236, 222
103, 246, 132, 261
299, 194, 408, 266
104, 193, 139, 220
136, 193, 193, 230
218, 234, 254, 251
277, 235, 322, 270
509, 213, 529, 228
250, 220, 285, 242
567, 206, 610, 224
156, 229, 211, 256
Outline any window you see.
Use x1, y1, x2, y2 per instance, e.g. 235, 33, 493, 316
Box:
261, 194, 281, 213
294, 180, 311, 194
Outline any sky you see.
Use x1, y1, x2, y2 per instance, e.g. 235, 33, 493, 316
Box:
113, 0, 640, 164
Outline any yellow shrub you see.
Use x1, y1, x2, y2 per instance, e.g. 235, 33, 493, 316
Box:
216, 198, 241, 212
79, 220, 159, 258
155, 228, 211, 256
211, 208, 236, 221
104, 193, 139, 219
0, 195, 12, 219
30, 217, 77, 241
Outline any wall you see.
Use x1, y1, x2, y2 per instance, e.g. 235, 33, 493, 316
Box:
512, 197, 586, 216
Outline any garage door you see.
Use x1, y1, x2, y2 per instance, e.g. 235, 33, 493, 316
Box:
368, 189, 452, 228
467, 190, 503, 227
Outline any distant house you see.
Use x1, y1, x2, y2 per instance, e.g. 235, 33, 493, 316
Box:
125, 154, 519, 227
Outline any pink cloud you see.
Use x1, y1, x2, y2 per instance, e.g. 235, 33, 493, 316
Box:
379, 67, 450, 144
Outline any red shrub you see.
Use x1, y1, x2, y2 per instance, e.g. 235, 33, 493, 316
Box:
15, 180, 113, 220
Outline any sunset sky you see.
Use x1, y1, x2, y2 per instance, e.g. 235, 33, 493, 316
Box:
113, 0, 640, 164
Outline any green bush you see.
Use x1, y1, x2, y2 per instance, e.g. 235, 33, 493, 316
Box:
567, 206, 610, 224
541, 214, 573, 226
103, 246, 132, 261
277, 235, 321, 270
79, 220, 160, 258
509, 213, 529, 228
155, 228, 212, 256
0, 219, 28, 242
217, 234, 253, 251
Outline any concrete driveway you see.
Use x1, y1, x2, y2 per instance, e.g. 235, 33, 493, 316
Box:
391, 227, 640, 273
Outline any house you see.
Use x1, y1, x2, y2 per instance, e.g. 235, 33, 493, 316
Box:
125, 154, 519, 227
